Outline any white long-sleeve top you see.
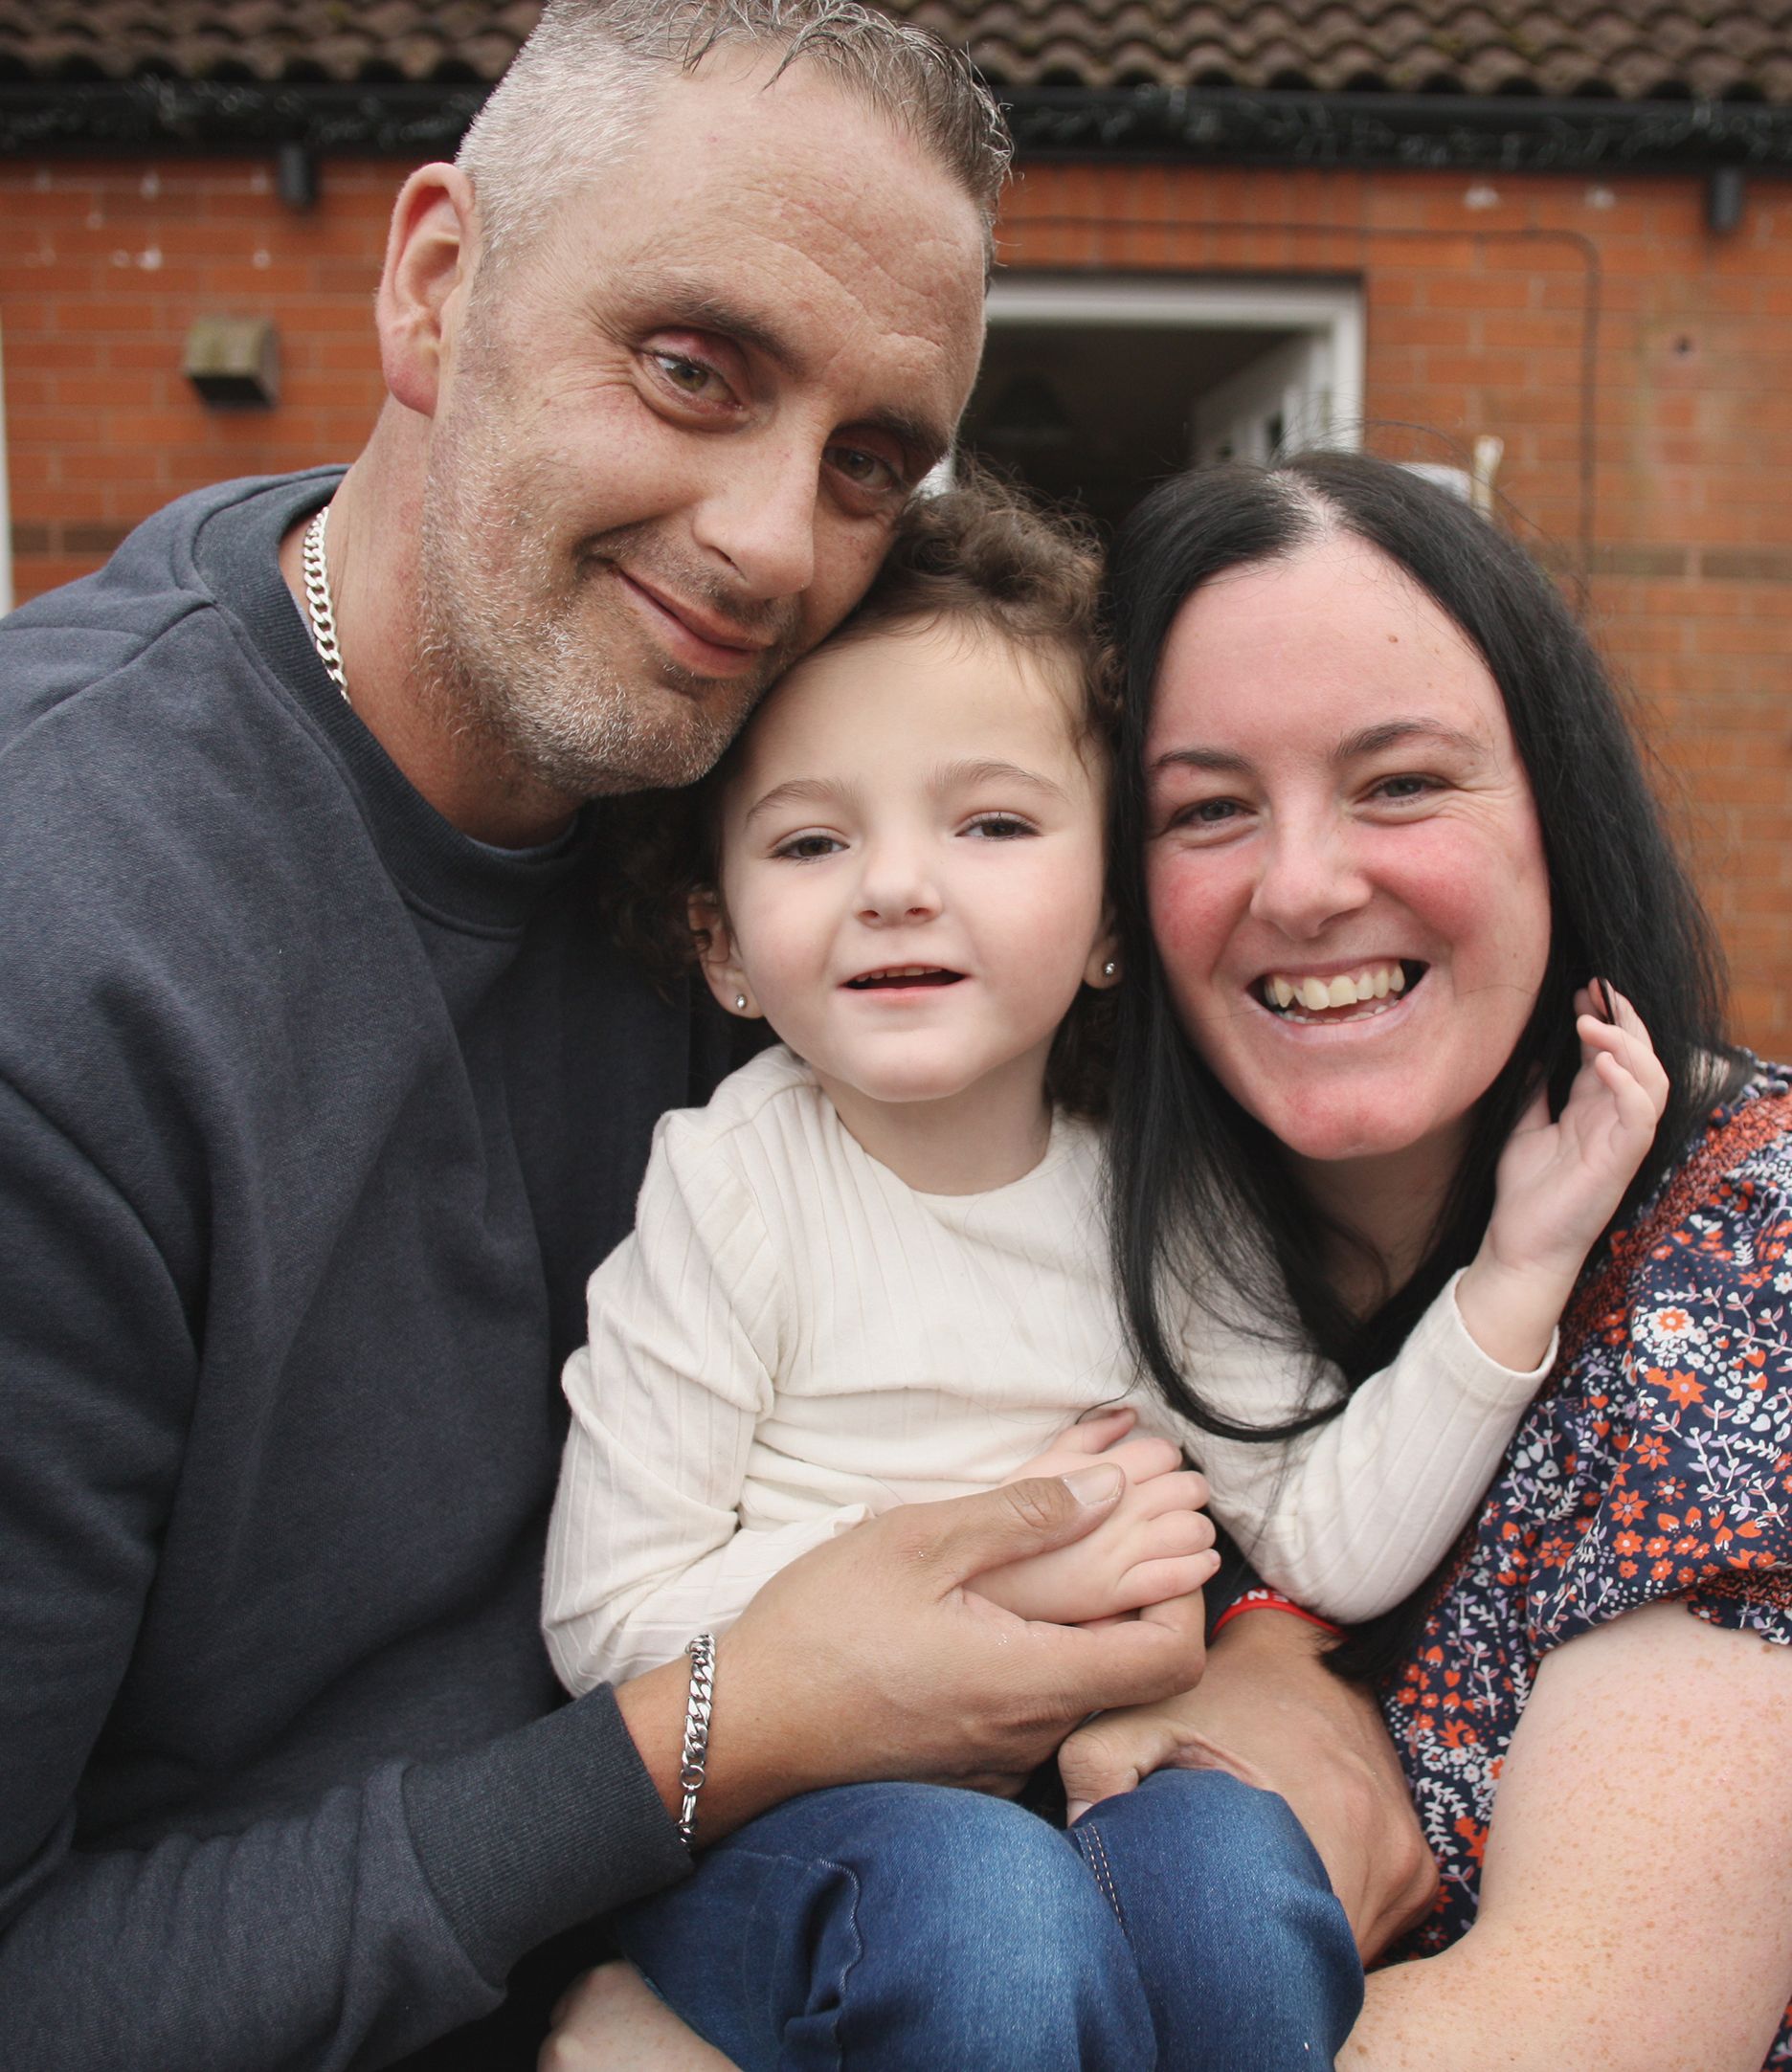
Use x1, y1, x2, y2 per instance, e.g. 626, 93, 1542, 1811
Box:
544, 1046, 1555, 1691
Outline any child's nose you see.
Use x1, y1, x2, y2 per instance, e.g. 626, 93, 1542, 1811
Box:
856, 840, 943, 925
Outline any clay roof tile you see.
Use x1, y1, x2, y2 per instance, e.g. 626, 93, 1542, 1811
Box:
0, 0, 1786, 101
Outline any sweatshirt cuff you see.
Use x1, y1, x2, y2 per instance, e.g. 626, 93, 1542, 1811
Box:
1438, 1265, 1559, 1401
401, 1683, 688, 1983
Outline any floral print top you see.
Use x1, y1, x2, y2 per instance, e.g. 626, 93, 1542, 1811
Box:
1383, 1059, 1792, 2060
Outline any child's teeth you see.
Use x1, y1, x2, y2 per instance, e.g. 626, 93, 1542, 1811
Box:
1271, 976, 1294, 1009
1299, 977, 1332, 1010
1390, 965, 1406, 993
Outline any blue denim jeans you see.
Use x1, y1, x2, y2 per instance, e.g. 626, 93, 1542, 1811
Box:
615, 1768, 1362, 2070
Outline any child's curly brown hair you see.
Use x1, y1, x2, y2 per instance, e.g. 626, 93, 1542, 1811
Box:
594, 459, 1121, 1115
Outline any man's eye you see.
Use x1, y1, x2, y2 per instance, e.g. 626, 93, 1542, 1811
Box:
773, 834, 843, 861
651, 352, 728, 403
826, 443, 904, 495
964, 814, 1035, 840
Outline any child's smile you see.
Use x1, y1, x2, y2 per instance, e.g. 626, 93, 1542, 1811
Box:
843, 964, 966, 991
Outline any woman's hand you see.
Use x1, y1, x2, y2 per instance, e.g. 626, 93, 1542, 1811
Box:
971, 1412, 1219, 1623
1058, 1687, 1267, 1818
1059, 1610, 1437, 1963
1458, 984, 1669, 1370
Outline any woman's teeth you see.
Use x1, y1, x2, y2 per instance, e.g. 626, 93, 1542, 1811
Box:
1263, 964, 1410, 1017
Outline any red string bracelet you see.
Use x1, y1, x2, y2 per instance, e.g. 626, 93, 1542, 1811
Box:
1209, 1585, 1345, 1641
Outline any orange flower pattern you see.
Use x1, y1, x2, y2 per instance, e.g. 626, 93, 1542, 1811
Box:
1382, 1065, 1792, 2064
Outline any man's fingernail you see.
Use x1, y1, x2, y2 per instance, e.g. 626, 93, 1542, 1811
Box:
1066, 1801, 1090, 1824
1063, 1462, 1124, 1505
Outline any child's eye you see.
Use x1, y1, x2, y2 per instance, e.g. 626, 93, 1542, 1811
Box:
772, 833, 845, 862
963, 813, 1036, 841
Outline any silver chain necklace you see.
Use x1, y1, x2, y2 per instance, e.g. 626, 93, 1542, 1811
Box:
302, 502, 350, 704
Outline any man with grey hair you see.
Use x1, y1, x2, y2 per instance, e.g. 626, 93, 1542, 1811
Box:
0, 3, 1429, 2065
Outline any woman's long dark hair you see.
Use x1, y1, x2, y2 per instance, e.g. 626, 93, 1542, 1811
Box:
1107, 452, 1733, 1677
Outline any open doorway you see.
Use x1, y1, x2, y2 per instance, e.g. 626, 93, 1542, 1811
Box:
958, 277, 1365, 534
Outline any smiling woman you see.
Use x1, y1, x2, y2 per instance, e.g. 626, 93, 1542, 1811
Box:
1109, 452, 1728, 1380
1143, 530, 1553, 1240
1093, 451, 1792, 2071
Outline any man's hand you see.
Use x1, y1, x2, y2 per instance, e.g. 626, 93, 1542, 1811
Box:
616, 1465, 1209, 1843
1057, 1610, 1436, 1962
972, 1414, 1218, 1624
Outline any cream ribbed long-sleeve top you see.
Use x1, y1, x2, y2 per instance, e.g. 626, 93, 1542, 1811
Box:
544, 1047, 1554, 1691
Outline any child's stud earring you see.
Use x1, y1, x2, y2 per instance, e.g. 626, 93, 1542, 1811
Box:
1102, 960, 1117, 979
734, 992, 749, 1013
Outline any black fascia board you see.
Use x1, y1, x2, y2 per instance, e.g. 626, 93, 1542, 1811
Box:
0, 78, 486, 158
1001, 86, 1792, 174
0, 77, 1789, 172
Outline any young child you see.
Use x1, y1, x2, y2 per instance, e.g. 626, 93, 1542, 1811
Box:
544, 473, 1666, 2071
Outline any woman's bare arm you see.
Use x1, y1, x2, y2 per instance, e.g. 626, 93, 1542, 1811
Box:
1342, 1600, 1792, 2072
539, 1963, 728, 2072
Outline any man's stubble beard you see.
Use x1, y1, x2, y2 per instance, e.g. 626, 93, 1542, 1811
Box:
414, 364, 802, 804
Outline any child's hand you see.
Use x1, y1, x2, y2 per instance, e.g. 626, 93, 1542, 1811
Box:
969, 1416, 1218, 1625
998, 1404, 1141, 1483
1459, 983, 1669, 1370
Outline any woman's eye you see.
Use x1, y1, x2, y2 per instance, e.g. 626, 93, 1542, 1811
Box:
964, 813, 1035, 841
1369, 773, 1442, 804
772, 833, 843, 862
1174, 797, 1243, 829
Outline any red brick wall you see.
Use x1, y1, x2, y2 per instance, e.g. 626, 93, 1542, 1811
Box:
4, 151, 1789, 1048
1, 159, 392, 594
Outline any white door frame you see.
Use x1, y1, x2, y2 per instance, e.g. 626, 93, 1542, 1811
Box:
982, 276, 1365, 458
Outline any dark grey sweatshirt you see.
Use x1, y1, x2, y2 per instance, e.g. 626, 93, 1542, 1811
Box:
0, 473, 728, 2068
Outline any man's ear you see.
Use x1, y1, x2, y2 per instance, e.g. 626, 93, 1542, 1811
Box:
690, 889, 761, 1018
375, 163, 480, 420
